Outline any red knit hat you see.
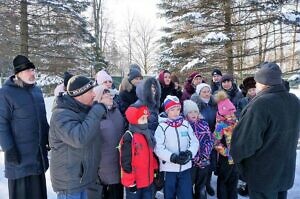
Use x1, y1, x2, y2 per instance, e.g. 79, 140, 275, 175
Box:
187, 72, 201, 83
125, 106, 149, 125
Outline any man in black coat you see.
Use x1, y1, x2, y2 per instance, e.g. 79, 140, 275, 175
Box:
0, 55, 49, 199
231, 62, 300, 199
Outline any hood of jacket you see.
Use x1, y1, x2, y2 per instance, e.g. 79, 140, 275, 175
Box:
52, 94, 91, 114
135, 77, 161, 109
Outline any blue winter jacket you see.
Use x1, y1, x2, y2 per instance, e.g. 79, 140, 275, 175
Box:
0, 76, 49, 179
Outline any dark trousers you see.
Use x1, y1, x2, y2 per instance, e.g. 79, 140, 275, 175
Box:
8, 173, 47, 199
191, 166, 209, 199
125, 184, 153, 199
249, 190, 287, 199
164, 169, 193, 199
216, 164, 238, 199
102, 183, 123, 199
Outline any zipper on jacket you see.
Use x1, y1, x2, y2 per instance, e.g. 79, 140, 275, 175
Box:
175, 127, 181, 172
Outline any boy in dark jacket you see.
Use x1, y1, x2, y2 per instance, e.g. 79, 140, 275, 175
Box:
120, 105, 158, 199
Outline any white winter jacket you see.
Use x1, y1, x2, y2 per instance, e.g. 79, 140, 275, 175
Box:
154, 119, 199, 172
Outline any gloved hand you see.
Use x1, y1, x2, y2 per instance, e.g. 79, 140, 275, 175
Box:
170, 153, 180, 164
128, 184, 137, 193
178, 150, 192, 165
5, 146, 21, 165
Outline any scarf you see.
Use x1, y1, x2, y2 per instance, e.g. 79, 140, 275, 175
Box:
128, 123, 156, 149
165, 116, 184, 127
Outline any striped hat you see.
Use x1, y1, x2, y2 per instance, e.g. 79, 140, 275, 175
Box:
163, 95, 181, 112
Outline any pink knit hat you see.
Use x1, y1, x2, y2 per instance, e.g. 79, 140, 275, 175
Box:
96, 70, 112, 85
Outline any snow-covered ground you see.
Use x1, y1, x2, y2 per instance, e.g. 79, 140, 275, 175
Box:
0, 90, 300, 199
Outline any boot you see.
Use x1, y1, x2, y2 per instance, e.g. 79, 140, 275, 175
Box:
199, 187, 207, 199
206, 184, 215, 196
238, 184, 248, 196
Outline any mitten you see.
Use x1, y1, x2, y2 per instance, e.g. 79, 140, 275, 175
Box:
170, 153, 180, 164
5, 146, 21, 165
178, 150, 192, 165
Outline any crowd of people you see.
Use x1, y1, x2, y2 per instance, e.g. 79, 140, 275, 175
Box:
0, 55, 299, 199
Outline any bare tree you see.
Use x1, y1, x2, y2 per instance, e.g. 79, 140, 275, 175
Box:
20, 0, 28, 56
122, 11, 135, 67
133, 20, 158, 74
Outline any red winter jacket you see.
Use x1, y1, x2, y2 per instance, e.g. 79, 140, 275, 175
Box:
120, 131, 158, 188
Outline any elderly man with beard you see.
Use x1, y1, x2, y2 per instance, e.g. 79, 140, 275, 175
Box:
231, 62, 300, 199
0, 55, 49, 199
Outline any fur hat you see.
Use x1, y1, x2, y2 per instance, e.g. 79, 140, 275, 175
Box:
254, 62, 282, 85
163, 95, 181, 112
128, 68, 142, 82
187, 72, 202, 83
96, 70, 113, 85
13, 55, 35, 74
67, 75, 96, 97
212, 69, 222, 76
125, 105, 149, 125
242, 76, 256, 92
183, 100, 199, 117
220, 74, 234, 83
214, 90, 236, 116
196, 83, 211, 95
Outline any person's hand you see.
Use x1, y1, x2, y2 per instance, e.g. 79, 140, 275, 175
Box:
99, 93, 113, 107
170, 153, 180, 164
178, 150, 192, 164
128, 184, 137, 193
5, 146, 21, 165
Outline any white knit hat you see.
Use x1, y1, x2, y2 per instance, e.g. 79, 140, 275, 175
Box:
196, 83, 211, 95
96, 70, 113, 85
183, 100, 199, 117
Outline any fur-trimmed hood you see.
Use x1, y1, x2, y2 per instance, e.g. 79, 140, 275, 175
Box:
135, 77, 161, 109
119, 77, 134, 92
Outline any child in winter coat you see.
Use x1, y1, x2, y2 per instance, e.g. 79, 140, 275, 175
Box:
183, 100, 215, 199
154, 95, 199, 199
119, 105, 158, 199
213, 90, 239, 199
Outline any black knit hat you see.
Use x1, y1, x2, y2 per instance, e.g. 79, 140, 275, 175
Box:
63, 71, 73, 88
128, 68, 142, 82
67, 75, 96, 97
254, 62, 282, 86
212, 69, 222, 76
13, 55, 35, 74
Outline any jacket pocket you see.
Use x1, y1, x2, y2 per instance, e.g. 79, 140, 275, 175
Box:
79, 162, 86, 183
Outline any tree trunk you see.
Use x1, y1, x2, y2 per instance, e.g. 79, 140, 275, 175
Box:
20, 0, 28, 56
291, 0, 299, 71
224, 0, 233, 74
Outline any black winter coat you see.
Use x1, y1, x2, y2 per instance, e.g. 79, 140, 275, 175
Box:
49, 94, 106, 193
231, 85, 300, 192
159, 82, 181, 113
0, 76, 49, 179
